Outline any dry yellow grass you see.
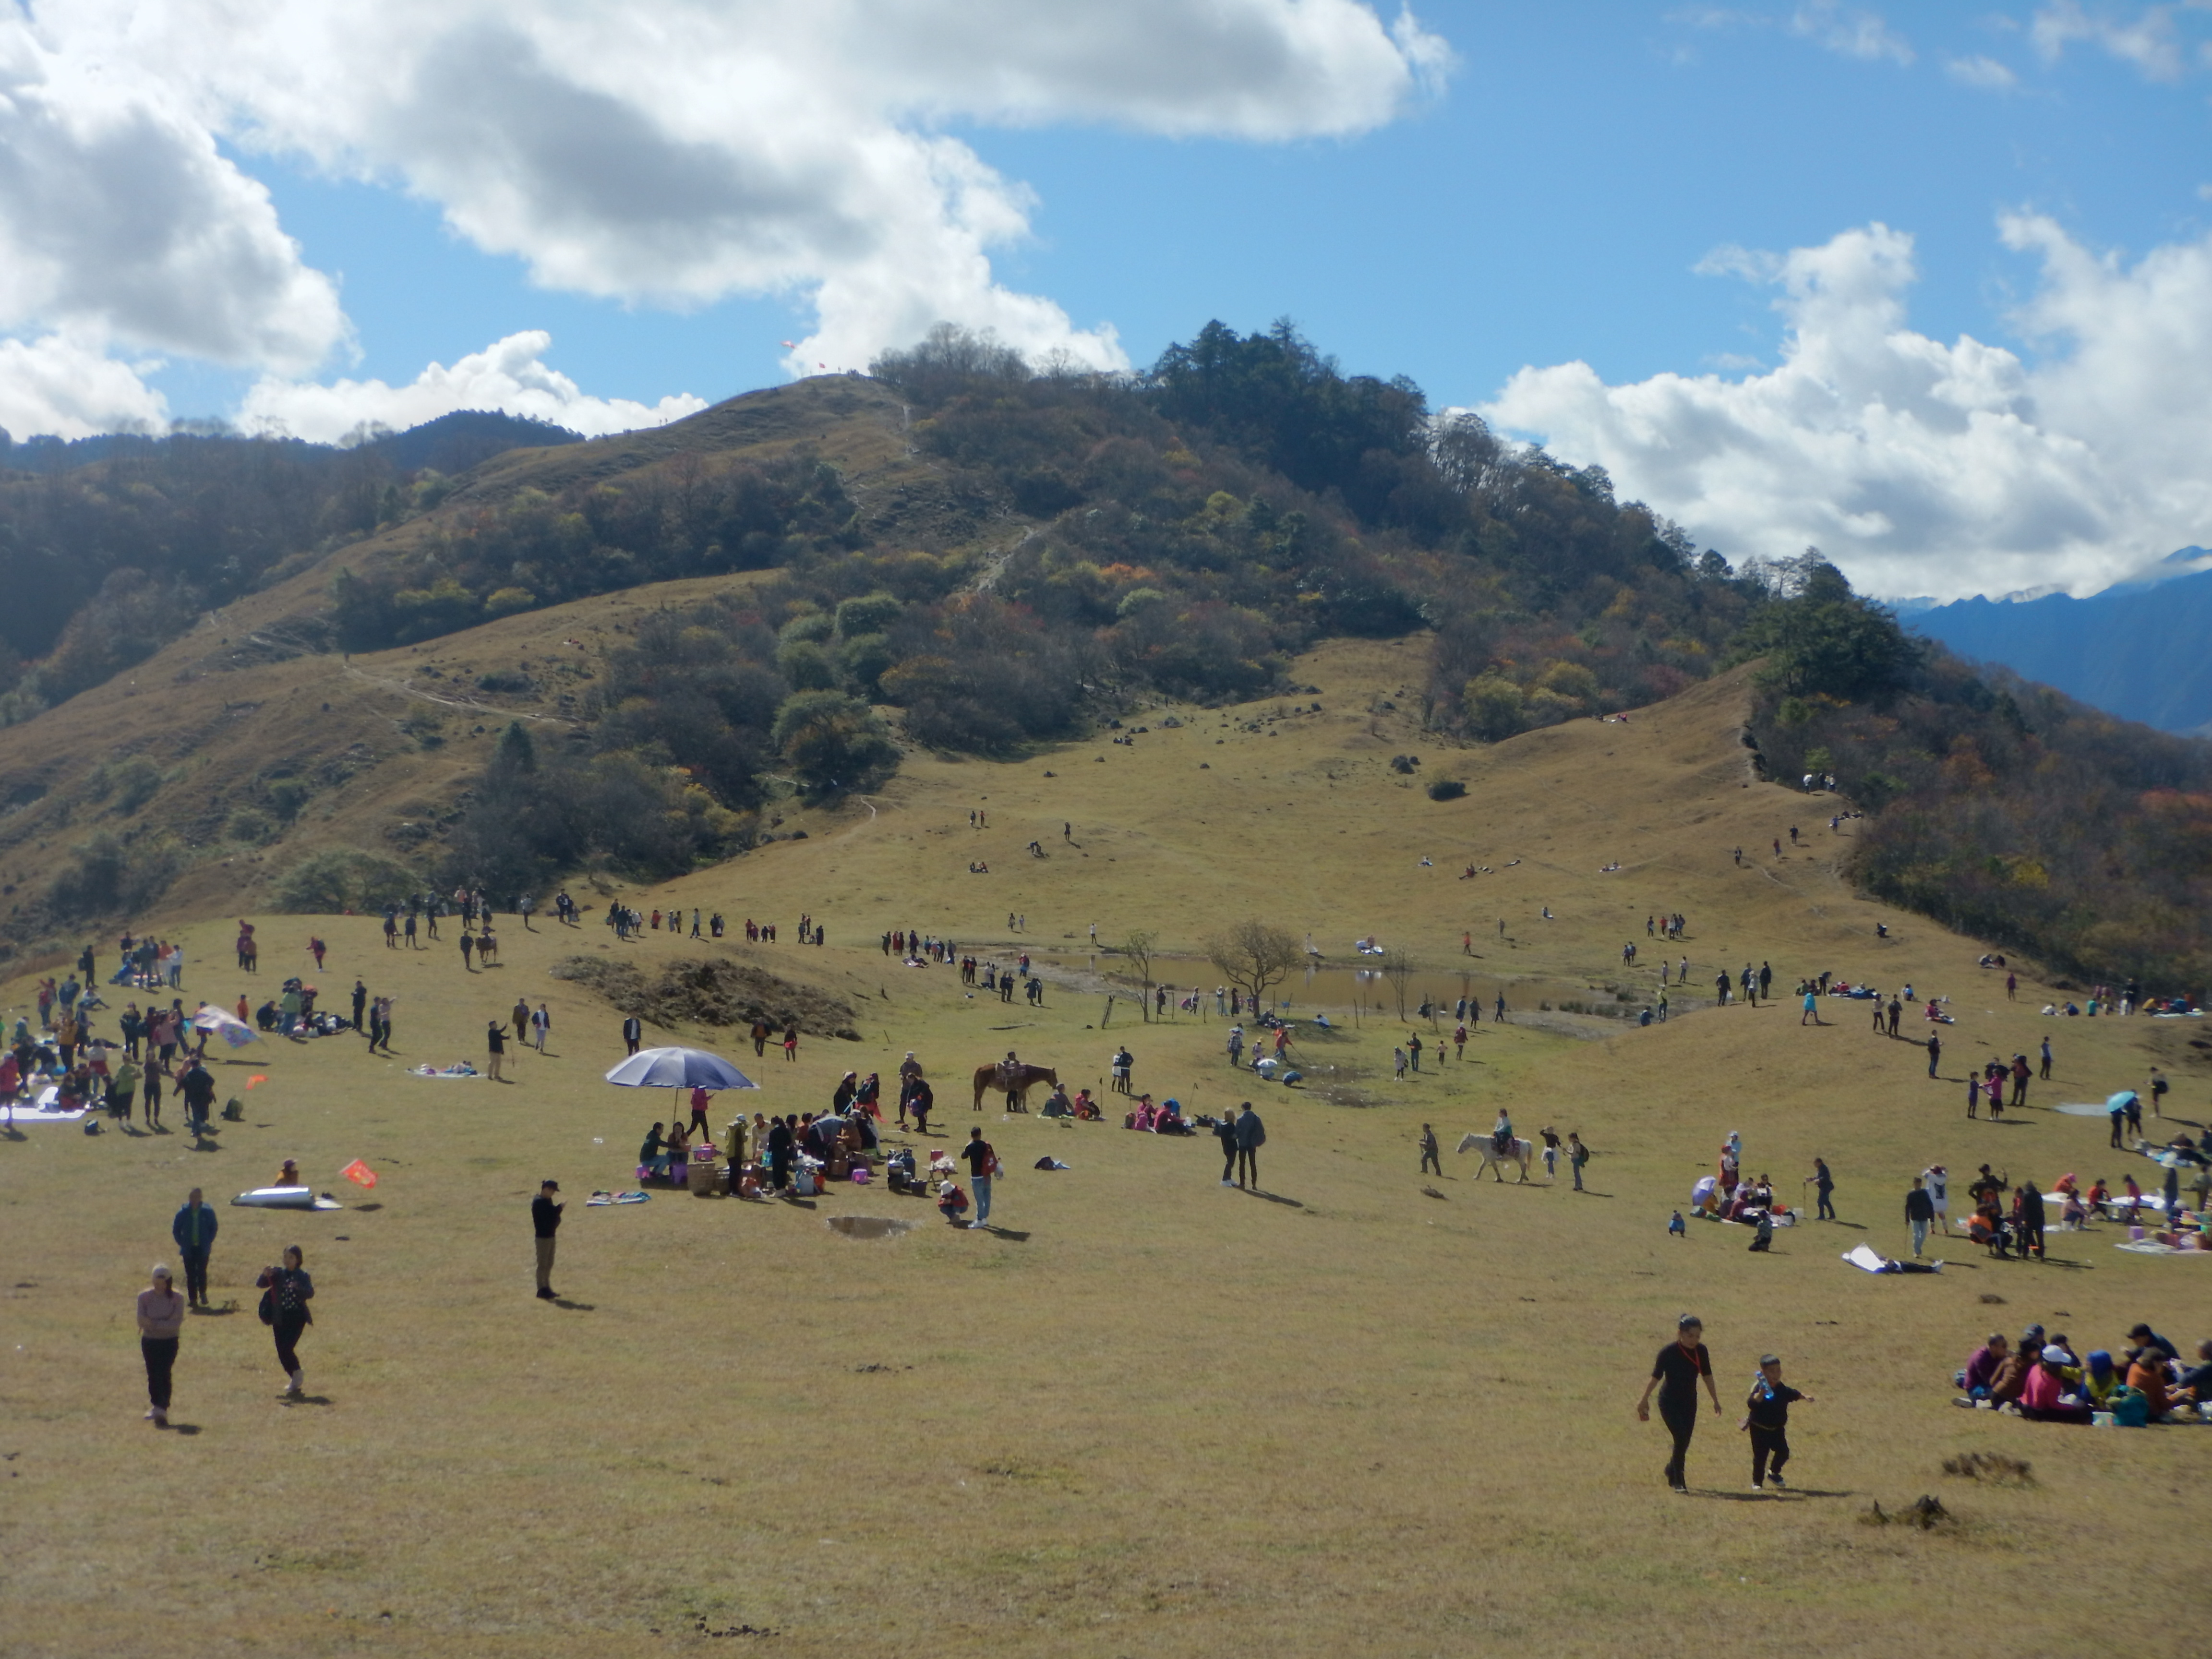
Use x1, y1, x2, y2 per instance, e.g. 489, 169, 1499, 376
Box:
2, 637, 2207, 1658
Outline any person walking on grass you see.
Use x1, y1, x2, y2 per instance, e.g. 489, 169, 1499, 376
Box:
1419, 1123, 1442, 1177
255, 1246, 314, 1398
531, 1003, 551, 1054
1638, 1314, 1720, 1493
351, 979, 368, 1039
486, 1020, 508, 1082
1801, 988, 1822, 1026
1235, 1099, 1266, 1190
783, 1024, 799, 1062
1743, 1355, 1811, 1491
511, 997, 530, 1044
532, 1180, 563, 1300
172, 1187, 218, 1308
460, 931, 475, 972
1216, 1106, 1240, 1187
1810, 1157, 1835, 1222
137, 1264, 185, 1427
1927, 1032, 1941, 1078
2039, 1036, 2052, 1081
1539, 1125, 1562, 1182
1568, 1132, 1590, 1191
623, 1014, 642, 1057
1906, 1176, 1935, 1258
962, 1126, 998, 1228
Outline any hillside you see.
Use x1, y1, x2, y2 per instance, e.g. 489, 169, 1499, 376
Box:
5, 634, 2207, 1657
2, 326, 2209, 998
1906, 555, 2212, 736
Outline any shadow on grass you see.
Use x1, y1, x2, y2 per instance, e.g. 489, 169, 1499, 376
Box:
278, 1395, 334, 1407
780, 1197, 818, 1210
1245, 1191, 1305, 1208
188, 1137, 224, 1153
353, 1203, 384, 1213
975, 1226, 1031, 1241
0, 1127, 22, 1142
552, 1298, 596, 1310
192, 1304, 240, 1317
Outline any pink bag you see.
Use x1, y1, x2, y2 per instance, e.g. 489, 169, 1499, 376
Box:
851, 1166, 870, 1184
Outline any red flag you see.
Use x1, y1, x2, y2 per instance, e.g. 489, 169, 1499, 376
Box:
341, 1159, 378, 1189
246, 1074, 267, 1089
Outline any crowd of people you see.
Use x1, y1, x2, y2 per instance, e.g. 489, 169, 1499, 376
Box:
1954, 1321, 2212, 1425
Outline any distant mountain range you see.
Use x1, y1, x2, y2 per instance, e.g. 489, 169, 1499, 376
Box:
1897, 548, 2212, 736
0, 408, 584, 477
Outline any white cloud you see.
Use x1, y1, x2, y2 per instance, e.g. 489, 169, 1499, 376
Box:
0, 19, 343, 370
0, 1, 1446, 430
0, 335, 169, 441
1482, 218, 2212, 601
2029, 3, 2191, 81
1945, 53, 2022, 88
1791, 2, 1915, 64
236, 332, 708, 444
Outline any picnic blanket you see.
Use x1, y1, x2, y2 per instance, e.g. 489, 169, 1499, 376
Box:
586, 1190, 650, 1206
3, 1084, 88, 1124
410, 1063, 481, 1078
2115, 1239, 2209, 1256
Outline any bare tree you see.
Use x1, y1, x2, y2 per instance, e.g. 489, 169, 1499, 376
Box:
1382, 948, 1415, 1022
1206, 920, 1302, 1019
1121, 930, 1158, 1022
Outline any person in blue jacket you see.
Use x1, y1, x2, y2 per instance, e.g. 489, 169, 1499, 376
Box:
171, 1187, 218, 1309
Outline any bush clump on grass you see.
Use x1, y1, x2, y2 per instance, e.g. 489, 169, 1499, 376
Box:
1427, 778, 1466, 801
272, 848, 421, 914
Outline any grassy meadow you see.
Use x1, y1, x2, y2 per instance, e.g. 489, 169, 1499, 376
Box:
2, 638, 2207, 1657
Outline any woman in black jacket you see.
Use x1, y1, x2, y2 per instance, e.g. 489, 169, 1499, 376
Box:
255, 1246, 315, 1397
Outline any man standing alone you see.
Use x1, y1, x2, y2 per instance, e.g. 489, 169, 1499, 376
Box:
1235, 1100, 1266, 1190
1419, 1123, 1442, 1177
1906, 1176, 1935, 1258
532, 1180, 563, 1300
486, 1020, 508, 1082
171, 1187, 218, 1308
625, 1014, 644, 1057
962, 1126, 998, 1229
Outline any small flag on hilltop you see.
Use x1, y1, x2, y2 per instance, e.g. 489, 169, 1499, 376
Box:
341, 1159, 378, 1189
246, 1075, 267, 1089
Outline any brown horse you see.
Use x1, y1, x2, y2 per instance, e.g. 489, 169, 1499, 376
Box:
972, 1062, 1059, 1112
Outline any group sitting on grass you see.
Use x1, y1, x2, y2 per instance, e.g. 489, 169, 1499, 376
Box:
1123, 1095, 1191, 1134
1954, 1323, 2212, 1425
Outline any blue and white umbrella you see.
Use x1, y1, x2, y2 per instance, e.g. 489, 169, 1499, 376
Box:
604, 1046, 758, 1092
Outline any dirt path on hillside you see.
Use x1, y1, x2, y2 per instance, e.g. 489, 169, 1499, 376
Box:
339, 662, 578, 726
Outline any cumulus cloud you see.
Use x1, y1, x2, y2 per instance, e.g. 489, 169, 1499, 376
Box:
1482, 218, 2212, 601
0, 335, 170, 441
236, 332, 708, 445
0, 0, 1446, 433
0, 19, 343, 370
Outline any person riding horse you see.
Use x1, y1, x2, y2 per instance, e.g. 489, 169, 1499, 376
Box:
998, 1050, 1021, 1091
1491, 1109, 1514, 1159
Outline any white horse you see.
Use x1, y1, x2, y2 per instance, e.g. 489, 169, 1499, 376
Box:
1456, 1132, 1535, 1183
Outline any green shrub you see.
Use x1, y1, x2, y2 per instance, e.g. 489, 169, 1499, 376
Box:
49, 830, 182, 921
273, 848, 421, 914
1427, 779, 1467, 802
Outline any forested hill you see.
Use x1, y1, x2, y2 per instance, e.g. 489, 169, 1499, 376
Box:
0, 322, 2206, 992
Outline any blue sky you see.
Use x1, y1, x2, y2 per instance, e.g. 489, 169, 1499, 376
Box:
6, 2, 2212, 596
211, 3, 2210, 410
